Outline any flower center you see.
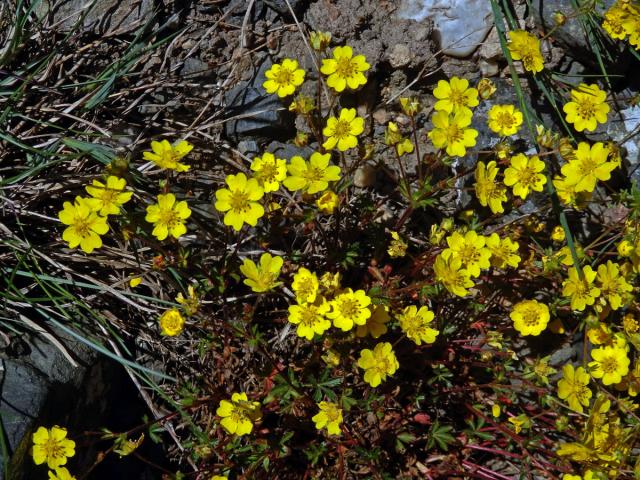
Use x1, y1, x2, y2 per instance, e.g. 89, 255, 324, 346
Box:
73, 217, 91, 237
43, 438, 65, 460
445, 124, 464, 144
229, 190, 250, 213
521, 307, 540, 327
304, 167, 326, 183
275, 68, 294, 86
338, 298, 360, 319
577, 99, 596, 119
159, 208, 179, 228
600, 355, 619, 375
332, 119, 352, 139
336, 57, 356, 78
325, 406, 340, 422
449, 88, 465, 108
458, 244, 480, 265
497, 112, 515, 129
258, 163, 278, 182
517, 166, 537, 186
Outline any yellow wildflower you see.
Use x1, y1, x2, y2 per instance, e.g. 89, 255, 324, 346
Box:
356, 305, 390, 338
586, 322, 613, 346
288, 298, 331, 340
250, 152, 287, 193
32, 426, 75, 469
283, 152, 341, 194
444, 230, 491, 277
474, 161, 507, 214
357, 342, 399, 387
289, 95, 315, 115
385, 122, 414, 156
320, 45, 370, 92
159, 308, 185, 336
129, 276, 142, 288
487, 104, 523, 136
623, 313, 639, 334
216, 392, 261, 436
214, 172, 264, 231
399, 97, 421, 116
492, 404, 501, 418
477, 78, 496, 100
510, 299, 550, 336
429, 110, 478, 157
596, 260, 633, 310
176, 285, 200, 316
508, 414, 531, 434
145, 193, 191, 240
485, 233, 520, 269
322, 108, 365, 151
388, 231, 408, 258
292, 267, 319, 303
557, 364, 592, 413
503, 153, 547, 199
617, 239, 634, 257
507, 30, 544, 73
48, 468, 76, 480
432, 76, 479, 115
589, 346, 630, 385
397, 305, 439, 345
433, 250, 475, 297
85, 175, 132, 216
562, 265, 600, 311
263, 58, 305, 97
240, 253, 283, 293
312, 401, 343, 435
309, 31, 331, 51
327, 288, 372, 331
58, 197, 109, 253
551, 226, 565, 242
561, 142, 616, 193
563, 83, 610, 132
316, 190, 339, 214
143, 139, 192, 172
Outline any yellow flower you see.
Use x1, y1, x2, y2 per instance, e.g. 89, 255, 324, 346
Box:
210, 476, 228, 480
562, 266, 600, 311
289, 95, 316, 115
562, 475, 581, 480
551, 226, 566, 242
510, 299, 550, 336
589, 346, 630, 385
356, 305, 390, 338
250, 152, 287, 193
397, 305, 439, 345
553, 175, 580, 207
503, 153, 547, 199
603, 4, 629, 40
586, 322, 613, 346
444, 230, 491, 277
558, 365, 592, 413
623, 313, 639, 334
316, 190, 339, 214
474, 161, 507, 214
263, 58, 305, 97
432, 76, 479, 115
388, 231, 408, 258
507, 30, 544, 73
617, 239, 634, 257
560, 142, 617, 193
292, 268, 319, 303
287, 298, 331, 340
240, 253, 283, 293
327, 288, 372, 331
625, 362, 640, 396
312, 401, 343, 435
563, 83, 610, 132
477, 78, 497, 100
433, 250, 474, 297
320, 45, 369, 92
428, 110, 478, 157
283, 152, 341, 194
145, 193, 191, 240
485, 233, 520, 269
385, 122, 414, 156
399, 97, 421, 116
58, 197, 109, 253
214, 173, 264, 231
357, 342, 399, 387
129, 276, 142, 288
492, 404, 501, 418
143, 139, 192, 172
48, 467, 76, 480
216, 392, 261, 436
310, 31, 332, 51
32, 426, 75, 469
322, 108, 365, 151
596, 260, 633, 310
508, 414, 531, 434
487, 104, 523, 136
176, 285, 200, 316
159, 308, 185, 336
85, 175, 132, 215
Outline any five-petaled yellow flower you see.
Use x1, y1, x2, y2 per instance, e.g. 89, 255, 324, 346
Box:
316, 190, 339, 214
58, 196, 109, 253
216, 392, 261, 436
486, 233, 521, 269
283, 152, 341, 194
240, 253, 283, 293
143, 139, 192, 172
85, 175, 133, 216
560, 142, 617, 193
487, 104, 523, 136
291, 267, 319, 304
145, 193, 191, 240
312, 401, 343, 435
503, 153, 547, 199
429, 110, 478, 157
263, 58, 305, 97
288, 298, 331, 340
250, 152, 287, 193
320, 45, 370, 92
557, 364, 592, 413
433, 76, 479, 115
433, 250, 474, 297
563, 83, 610, 132
159, 308, 185, 336
32, 426, 76, 469
327, 288, 372, 331
596, 260, 633, 310
357, 342, 399, 387
397, 305, 439, 345
356, 305, 390, 339
474, 161, 507, 214
562, 265, 600, 311
444, 230, 491, 277
589, 346, 630, 385
507, 30, 544, 73
510, 299, 550, 336
214, 172, 265, 231
322, 108, 365, 151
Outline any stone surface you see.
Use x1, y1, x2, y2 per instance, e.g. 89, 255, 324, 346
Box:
397, 0, 493, 58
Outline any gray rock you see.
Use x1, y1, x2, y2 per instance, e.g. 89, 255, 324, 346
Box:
263, 0, 307, 16
180, 58, 212, 79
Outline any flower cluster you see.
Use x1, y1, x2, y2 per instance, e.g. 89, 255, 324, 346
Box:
32, 426, 76, 479
602, 1, 640, 50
